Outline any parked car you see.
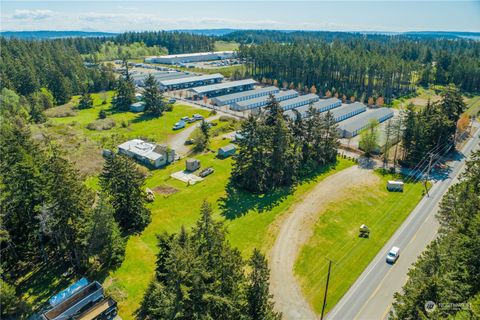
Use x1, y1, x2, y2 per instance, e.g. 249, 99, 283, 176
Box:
181, 116, 190, 121
192, 114, 204, 121
199, 167, 214, 177
173, 120, 186, 130
184, 139, 194, 145
168, 98, 176, 104
386, 246, 400, 264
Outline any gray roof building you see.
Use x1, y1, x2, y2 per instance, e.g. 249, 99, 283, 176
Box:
145, 51, 235, 64
158, 73, 224, 90
231, 90, 299, 111
338, 107, 394, 138
284, 98, 342, 119
278, 93, 320, 111
330, 102, 367, 123
211, 86, 280, 106
189, 79, 257, 97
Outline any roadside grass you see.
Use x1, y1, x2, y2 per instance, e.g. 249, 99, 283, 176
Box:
465, 96, 480, 116
105, 156, 354, 319
214, 40, 240, 51
295, 171, 424, 315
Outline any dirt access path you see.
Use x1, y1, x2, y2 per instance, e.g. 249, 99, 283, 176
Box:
269, 166, 379, 320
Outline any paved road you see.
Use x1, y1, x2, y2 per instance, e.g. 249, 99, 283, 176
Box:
327, 128, 480, 320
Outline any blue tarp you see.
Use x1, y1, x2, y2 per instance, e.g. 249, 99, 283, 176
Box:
49, 278, 88, 307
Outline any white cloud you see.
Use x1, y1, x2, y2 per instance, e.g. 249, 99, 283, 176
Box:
12, 9, 54, 20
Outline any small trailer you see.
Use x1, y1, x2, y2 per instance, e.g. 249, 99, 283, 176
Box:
359, 224, 370, 238
387, 180, 404, 192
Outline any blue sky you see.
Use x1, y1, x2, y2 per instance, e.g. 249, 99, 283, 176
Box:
1, 1, 479, 32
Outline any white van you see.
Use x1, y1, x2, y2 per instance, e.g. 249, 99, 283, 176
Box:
386, 246, 400, 264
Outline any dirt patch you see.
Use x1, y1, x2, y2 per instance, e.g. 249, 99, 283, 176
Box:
153, 185, 179, 195
268, 166, 379, 320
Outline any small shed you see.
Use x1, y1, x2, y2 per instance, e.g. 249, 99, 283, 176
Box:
130, 101, 146, 112
387, 180, 404, 192
186, 158, 200, 171
218, 144, 236, 158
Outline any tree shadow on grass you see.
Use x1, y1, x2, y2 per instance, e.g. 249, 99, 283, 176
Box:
218, 161, 340, 220
218, 181, 293, 220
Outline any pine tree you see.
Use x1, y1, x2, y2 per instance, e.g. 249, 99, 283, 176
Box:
143, 74, 165, 117
100, 154, 151, 233
77, 91, 93, 110
112, 77, 135, 111
246, 249, 282, 320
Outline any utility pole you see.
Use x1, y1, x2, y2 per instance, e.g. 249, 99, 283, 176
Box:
424, 152, 434, 197
320, 259, 333, 320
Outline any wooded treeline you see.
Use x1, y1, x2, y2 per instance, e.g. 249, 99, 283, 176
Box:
232, 96, 339, 193
0, 38, 115, 104
233, 30, 480, 100
401, 85, 466, 166
0, 108, 151, 318
138, 201, 281, 320
59, 31, 214, 55
391, 150, 480, 319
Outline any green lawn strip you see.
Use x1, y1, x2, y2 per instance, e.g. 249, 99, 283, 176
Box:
106, 158, 354, 319
466, 96, 480, 116
214, 40, 240, 51
295, 172, 424, 315
48, 95, 210, 145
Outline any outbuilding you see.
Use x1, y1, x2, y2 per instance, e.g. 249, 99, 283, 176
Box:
218, 144, 236, 158
130, 102, 146, 112
387, 180, 404, 192
186, 158, 201, 171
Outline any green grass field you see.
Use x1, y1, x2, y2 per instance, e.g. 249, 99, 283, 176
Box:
295, 171, 424, 315
105, 156, 354, 319
466, 96, 480, 116
214, 40, 240, 51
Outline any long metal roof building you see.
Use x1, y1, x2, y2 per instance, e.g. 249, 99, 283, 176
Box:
231, 89, 299, 111
284, 98, 342, 119
158, 73, 224, 90
278, 93, 320, 111
330, 102, 367, 123
132, 72, 194, 86
188, 79, 257, 97
145, 51, 235, 64
211, 86, 280, 106
338, 107, 394, 138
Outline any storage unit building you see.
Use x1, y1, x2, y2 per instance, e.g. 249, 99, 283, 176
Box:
132, 71, 193, 86
158, 73, 224, 91
189, 79, 257, 98
231, 90, 298, 111
145, 51, 235, 64
218, 144, 236, 158
278, 94, 320, 111
338, 107, 394, 138
330, 102, 367, 123
211, 86, 279, 106
284, 98, 342, 119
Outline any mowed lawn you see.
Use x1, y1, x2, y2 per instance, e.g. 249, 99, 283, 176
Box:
295, 171, 424, 315
48, 91, 211, 145
105, 153, 354, 319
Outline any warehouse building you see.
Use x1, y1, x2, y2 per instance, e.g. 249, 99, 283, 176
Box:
231, 90, 298, 111
132, 71, 193, 86
188, 79, 257, 98
278, 93, 320, 111
211, 86, 280, 106
284, 98, 342, 119
330, 102, 367, 123
338, 108, 394, 138
145, 51, 235, 64
158, 73, 224, 90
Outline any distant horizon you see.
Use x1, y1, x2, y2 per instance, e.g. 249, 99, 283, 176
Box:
1, 1, 479, 33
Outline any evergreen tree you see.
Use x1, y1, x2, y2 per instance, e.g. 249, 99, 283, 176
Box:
77, 91, 94, 110
78, 195, 125, 269
112, 77, 135, 111
359, 119, 380, 156
246, 249, 282, 320
100, 154, 151, 233
142, 74, 165, 116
